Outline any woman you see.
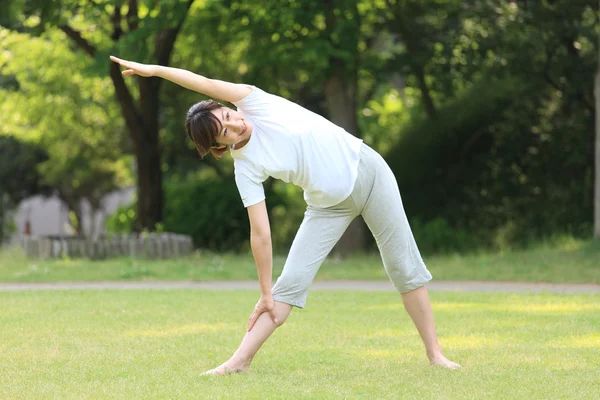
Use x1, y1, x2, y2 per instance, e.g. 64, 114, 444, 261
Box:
110, 55, 461, 374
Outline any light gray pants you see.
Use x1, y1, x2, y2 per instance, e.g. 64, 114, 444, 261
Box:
272, 143, 432, 308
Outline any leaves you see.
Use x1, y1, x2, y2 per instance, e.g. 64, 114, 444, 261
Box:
0, 27, 132, 228
1, 0, 597, 247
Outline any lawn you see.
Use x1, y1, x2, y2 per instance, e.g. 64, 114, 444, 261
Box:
1, 290, 598, 399
1, 238, 599, 283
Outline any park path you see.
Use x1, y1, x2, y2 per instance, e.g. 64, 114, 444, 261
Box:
0, 280, 599, 293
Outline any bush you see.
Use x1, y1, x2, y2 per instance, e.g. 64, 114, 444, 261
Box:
106, 174, 306, 253
386, 73, 594, 251
411, 217, 481, 255
162, 176, 248, 251
105, 203, 137, 234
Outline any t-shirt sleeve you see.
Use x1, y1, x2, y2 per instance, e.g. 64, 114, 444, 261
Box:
233, 86, 282, 116
234, 161, 267, 208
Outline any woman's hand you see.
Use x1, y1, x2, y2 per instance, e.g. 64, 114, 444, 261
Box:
110, 55, 158, 77
247, 294, 278, 332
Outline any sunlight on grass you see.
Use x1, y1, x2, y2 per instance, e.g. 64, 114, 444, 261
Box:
549, 334, 600, 348
1, 290, 599, 399
431, 302, 600, 313
361, 303, 403, 311
433, 302, 487, 311
123, 323, 232, 338
363, 328, 410, 338
362, 301, 600, 313
502, 303, 600, 313
542, 235, 588, 251
356, 348, 418, 358
442, 335, 504, 349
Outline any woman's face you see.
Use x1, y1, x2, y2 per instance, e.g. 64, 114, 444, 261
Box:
211, 107, 253, 148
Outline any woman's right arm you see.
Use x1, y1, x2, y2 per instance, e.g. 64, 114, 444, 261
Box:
109, 56, 252, 103
247, 200, 274, 298
246, 200, 278, 331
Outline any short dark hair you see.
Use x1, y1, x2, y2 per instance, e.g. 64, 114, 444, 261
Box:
185, 100, 228, 159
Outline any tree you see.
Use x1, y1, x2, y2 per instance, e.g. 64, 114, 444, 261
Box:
594, 0, 600, 239
202, 0, 385, 251
0, 136, 49, 242
383, 0, 598, 247
4, 0, 195, 232
0, 27, 132, 236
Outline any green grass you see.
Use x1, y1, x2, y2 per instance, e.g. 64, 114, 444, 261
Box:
1, 290, 598, 399
1, 238, 599, 283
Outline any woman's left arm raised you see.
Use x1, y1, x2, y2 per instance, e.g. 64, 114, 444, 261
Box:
109, 55, 252, 103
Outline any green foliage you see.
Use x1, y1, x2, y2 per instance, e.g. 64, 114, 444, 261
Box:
161, 176, 249, 251
105, 203, 137, 234
411, 217, 480, 255
265, 181, 306, 252
0, 136, 50, 243
386, 75, 523, 218
2, 236, 599, 282
106, 174, 305, 253
3, 0, 199, 232
359, 88, 414, 155
381, 0, 598, 249
0, 136, 50, 204
2, 0, 598, 251
386, 69, 594, 248
0, 27, 133, 231
161, 175, 305, 252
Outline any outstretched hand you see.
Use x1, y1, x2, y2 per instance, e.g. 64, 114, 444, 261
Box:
247, 295, 278, 332
109, 56, 157, 77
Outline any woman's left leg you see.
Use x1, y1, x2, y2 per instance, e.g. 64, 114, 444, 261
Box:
357, 145, 460, 368
401, 286, 460, 368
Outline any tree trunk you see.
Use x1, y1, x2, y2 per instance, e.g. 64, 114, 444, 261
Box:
88, 197, 104, 239
61, 1, 193, 233
108, 63, 163, 232
594, 19, 600, 238
414, 65, 437, 120
324, 70, 368, 253
135, 126, 163, 232
324, 71, 358, 136
322, 0, 368, 255
0, 194, 6, 244
59, 195, 83, 237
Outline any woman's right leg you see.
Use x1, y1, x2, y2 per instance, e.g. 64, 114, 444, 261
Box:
203, 200, 357, 375
202, 301, 293, 375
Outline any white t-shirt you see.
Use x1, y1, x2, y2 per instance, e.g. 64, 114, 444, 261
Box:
231, 87, 363, 208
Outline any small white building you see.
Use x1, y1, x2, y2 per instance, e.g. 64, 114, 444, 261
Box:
10, 187, 135, 241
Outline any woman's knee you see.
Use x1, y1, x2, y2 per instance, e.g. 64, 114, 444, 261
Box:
273, 271, 311, 297
274, 314, 287, 327
273, 302, 293, 327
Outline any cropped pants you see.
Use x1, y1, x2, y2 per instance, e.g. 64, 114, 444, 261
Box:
272, 143, 432, 308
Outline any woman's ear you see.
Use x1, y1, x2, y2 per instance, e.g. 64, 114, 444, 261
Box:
212, 144, 228, 150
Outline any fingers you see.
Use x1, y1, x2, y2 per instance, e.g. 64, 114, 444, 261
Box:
269, 308, 278, 325
109, 55, 127, 66
247, 310, 258, 332
247, 308, 278, 332
110, 56, 133, 76
109, 55, 129, 65
110, 56, 133, 71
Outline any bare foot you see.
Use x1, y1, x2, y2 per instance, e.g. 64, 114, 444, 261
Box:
429, 354, 461, 369
201, 361, 250, 376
